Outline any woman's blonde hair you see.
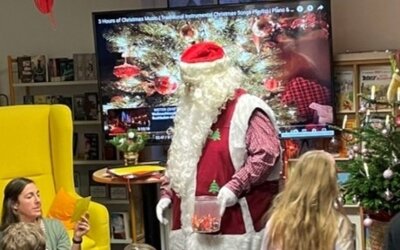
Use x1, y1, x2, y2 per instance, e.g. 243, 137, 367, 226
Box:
265, 150, 352, 250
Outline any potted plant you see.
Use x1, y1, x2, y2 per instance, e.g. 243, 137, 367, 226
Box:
108, 129, 149, 166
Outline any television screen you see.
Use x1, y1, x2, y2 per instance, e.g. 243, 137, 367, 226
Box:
219, 0, 270, 4
168, 0, 217, 8
93, 0, 334, 141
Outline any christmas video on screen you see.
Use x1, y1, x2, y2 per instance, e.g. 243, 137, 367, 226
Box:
94, 0, 334, 140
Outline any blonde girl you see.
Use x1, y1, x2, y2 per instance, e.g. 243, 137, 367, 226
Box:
262, 150, 354, 250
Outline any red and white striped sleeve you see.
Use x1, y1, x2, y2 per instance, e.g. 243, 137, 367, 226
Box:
225, 109, 281, 197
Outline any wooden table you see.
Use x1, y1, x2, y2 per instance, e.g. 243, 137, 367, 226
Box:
92, 168, 163, 243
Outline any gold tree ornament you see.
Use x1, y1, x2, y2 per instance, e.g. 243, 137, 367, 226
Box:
387, 52, 400, 104
387, 72, 400, 104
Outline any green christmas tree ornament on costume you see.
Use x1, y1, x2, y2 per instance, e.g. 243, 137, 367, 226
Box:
208, 180, 220, 194
209, 129, 221, 141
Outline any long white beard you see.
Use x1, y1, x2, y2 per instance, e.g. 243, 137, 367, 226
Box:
167, 94, 223, 195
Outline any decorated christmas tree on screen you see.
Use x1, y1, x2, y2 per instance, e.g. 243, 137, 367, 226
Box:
101, 11, 330, 126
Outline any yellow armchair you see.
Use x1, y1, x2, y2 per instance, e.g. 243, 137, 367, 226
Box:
0, 105, 110, 250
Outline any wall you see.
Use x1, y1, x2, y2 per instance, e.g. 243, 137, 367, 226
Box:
0, 0, 165, 97
331, 0, 400, 54
1, 0, 399, 96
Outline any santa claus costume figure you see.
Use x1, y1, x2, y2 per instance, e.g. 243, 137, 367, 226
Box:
156, 41, 282, 250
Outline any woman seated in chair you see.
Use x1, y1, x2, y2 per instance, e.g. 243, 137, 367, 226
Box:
0, 177, 90, 250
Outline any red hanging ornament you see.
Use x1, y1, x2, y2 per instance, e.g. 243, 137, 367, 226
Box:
34, 0, 56, 28
154, 76, 178, 95
263, 77, 279, 92
113, 62, 141, 79
396, 114, 400, 127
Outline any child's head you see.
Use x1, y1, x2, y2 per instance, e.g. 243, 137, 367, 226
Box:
0, 222, 45, 250
285, 150, 338, 210
265, 150, 345, 250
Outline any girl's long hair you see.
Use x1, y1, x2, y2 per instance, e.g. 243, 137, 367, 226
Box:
265, 150, 352, 250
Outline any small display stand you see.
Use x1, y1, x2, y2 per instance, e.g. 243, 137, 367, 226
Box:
92, 166, 163, 246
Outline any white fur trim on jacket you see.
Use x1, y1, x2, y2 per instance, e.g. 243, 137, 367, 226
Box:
229, 94, 282, 181
169, 228, 265, 250
180, 56, 231, 84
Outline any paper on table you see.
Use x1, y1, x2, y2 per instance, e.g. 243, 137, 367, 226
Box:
108, 165, 165, 178
70, 196, 91, 222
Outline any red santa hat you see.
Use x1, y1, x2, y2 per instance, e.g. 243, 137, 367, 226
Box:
179, 41, 231, 82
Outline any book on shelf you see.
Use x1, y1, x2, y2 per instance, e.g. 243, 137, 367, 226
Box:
48, 95, 64, 104
73, 93, 100, 121
73, 171, 81, 194
73, 132, 78, 157
89, 185, 107, 198
75, 133, 86, 160
110, 212, 131, 243
109, 185, 128, 200
73, 53, 97, 81
48, 57, 69, 82
339, 116, 356, 158
17, 56, 33, 83
73, 95, 86, 121
48, 58, 60, 82
334, 68, 355, 112
31, 55, 47, 83
103, 142, 117, 160
360, 65, 392, 110
59, 58, 75, 81
84, 92, 99, 121
33, 95, 50, 104
23, 95, 73, 106
57, 96, 73, 112
88, 170, 107, 198
23, 95, 34, 104
83, 133, 99, 160
16, 55, 47, 83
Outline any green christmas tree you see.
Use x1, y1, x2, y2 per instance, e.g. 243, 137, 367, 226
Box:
339, 95, 400, 219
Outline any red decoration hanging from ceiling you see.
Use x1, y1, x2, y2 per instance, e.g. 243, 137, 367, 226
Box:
34, 0, 54, 14
34, 0, 56, 28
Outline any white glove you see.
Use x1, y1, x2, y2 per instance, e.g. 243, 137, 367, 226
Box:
156, 197, 171, 225
217, 186, 238, 216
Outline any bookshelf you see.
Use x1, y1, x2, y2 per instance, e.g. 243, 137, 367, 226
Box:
333, 51, 393, 135
7, 55, 104, 160
6, 55, 137, 249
